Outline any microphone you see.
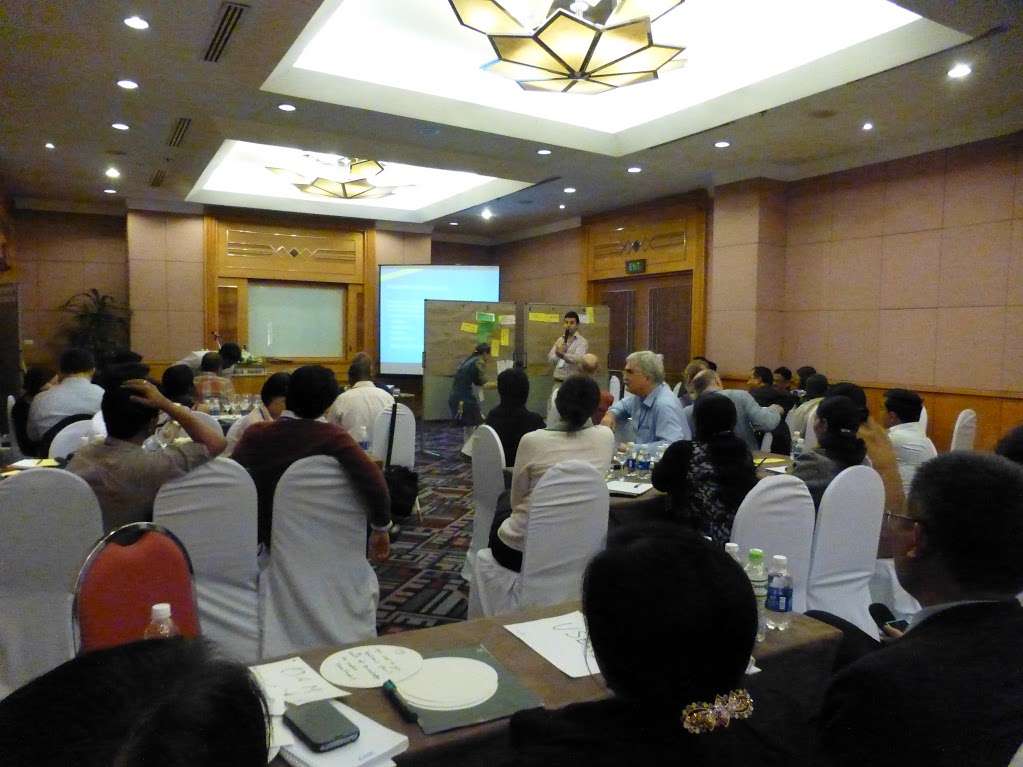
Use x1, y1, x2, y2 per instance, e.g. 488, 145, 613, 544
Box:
564, 329, 570, 343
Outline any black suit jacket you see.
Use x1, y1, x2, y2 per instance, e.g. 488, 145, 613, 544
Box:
820, 600, 1023, 767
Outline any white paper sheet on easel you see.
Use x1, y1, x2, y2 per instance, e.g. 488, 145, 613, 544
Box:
504, 611, 597, 678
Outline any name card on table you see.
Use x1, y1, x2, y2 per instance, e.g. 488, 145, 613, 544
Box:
504, 611, 598, 678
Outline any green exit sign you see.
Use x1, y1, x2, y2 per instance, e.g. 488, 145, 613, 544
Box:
625, 258, 646, 274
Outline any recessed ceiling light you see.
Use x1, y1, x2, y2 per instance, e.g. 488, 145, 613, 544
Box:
862, 122, 874, 131
616, 227, 625, 231
564, 187, 576, 194
449, 222, 458, 226
947, 63, 971, 79
104, 189, 117, 194
559, 204, 566, 209
481, 208, 493, 219
45, 142, 55, 149
278, 103, 296, 112
537, 149, 552, 155
117, 79, 138, 90
105, 167, 120, 178
112, 123, 129, 131
627, 167, 642, 173
124, 16, 149, 30
715, 140, 730, 148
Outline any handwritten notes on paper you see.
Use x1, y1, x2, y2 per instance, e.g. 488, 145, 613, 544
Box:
528, 312, 561, 323
504, 611, 598, 678
460, 322, 479, 333
319, 645, 424, 689
250, 656, 348, 707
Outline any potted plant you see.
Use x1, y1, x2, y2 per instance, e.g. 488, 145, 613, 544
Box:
60, 288, 130, 364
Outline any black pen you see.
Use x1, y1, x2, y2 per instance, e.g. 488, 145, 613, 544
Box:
382, 680, 419, 723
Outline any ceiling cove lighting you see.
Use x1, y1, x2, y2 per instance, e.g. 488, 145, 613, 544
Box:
559, 204, 566, 209
117, 79, 138, 90
564, 186, 576, 193
450, 221, 459, 225
105, 167, 121, 178
104, 189, 117, 194
267, 156, 402, 199
124, 16, 149, 30
112, 123, 130, 130
278, 103, 297, 111
715, 140, 730, 148
947, 63, 971, 79
449, 0, 686, 94
627, 166, 641, 173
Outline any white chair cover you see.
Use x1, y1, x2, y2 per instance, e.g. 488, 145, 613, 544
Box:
919, 405, 928, 433
48, 420, 96, 459
259, 456, 378, 659
609, 375, 621, 403
6, 395, 24, 461
462, 426, 506, 583
672, 381, 682, 396
0, 469, 103, 697
806, 465, 885, 638
191, 409, 225, 435
730, 474, 816, 613
760, 432, 773, 452
152, 458, 260, 663
803, 402, 820, 450
868, 558, 921, 623
468, 461, 609, 618
370, 403, 415, 468
949, 408, 977, 451
91, 410, 107, 438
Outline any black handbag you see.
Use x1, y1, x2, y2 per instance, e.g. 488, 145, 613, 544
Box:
383, 404, 418, 522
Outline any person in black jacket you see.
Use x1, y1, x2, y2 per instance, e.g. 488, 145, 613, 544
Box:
483, 366, 545, 466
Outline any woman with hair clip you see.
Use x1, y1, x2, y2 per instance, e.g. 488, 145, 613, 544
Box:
506, 523, 765, 766
791, 394, 868, 512
651, 392, 757, 545
488, 375, 614, 573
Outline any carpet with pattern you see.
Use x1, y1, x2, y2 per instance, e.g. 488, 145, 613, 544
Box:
374, 423, 476, 635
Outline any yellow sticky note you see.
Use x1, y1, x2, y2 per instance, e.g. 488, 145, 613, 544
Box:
585, 306, 594, 323
491, 341, 501, 357
501, 329, 510, 345
528, 312, 543, 322
461, 322, 478, 333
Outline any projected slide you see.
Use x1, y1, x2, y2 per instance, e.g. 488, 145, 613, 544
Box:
379, 265, 500, 374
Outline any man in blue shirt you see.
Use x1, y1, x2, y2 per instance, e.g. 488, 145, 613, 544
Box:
601, 350, 689, 450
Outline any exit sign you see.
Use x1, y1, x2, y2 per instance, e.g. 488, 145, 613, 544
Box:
625, 258, 647, 274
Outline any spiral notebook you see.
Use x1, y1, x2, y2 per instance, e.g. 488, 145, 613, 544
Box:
279, 701, 408, 767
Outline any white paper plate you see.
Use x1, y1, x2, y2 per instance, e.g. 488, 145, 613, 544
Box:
319, 645, 424, 689
395, 657, 499, 711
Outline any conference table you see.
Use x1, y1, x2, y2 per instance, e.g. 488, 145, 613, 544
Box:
277, 601, 841, 767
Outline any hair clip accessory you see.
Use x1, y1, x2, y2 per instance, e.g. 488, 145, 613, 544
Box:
681, 689, 753, 734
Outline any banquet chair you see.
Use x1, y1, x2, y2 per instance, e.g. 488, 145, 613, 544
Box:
0, 469, 103, 698
73, 522, 199, 654
949, 408, 977, 451
802, 403, 820, 450
369, 402, 421, 520
91, 409, 107, 438
48, 419, 96, 460
468, 460, 609, 618
806, 465, 885, 638
609, 375, 621, 403
919, 404, 928, 433
38, 413, 91, 458
672, 381, 682, 397
462, 425, 506, 583
5, 394, 24, 461
869, 558, 921, 623
191, 409, 225, 434
152, 457, 260, 663
730, 474, 815, 613
259, 456, 378, 659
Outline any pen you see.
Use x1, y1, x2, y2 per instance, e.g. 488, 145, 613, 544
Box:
382, 679, 419, 723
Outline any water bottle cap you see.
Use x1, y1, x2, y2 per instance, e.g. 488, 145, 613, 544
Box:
151, 603, 172, 620
772, 554, 788, 566
748, 548, 763, 561
724, 542, 739, 553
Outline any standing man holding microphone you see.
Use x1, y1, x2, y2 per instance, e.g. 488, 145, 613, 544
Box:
548, 311, 588, 382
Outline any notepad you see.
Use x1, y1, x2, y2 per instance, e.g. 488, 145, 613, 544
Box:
10, 458, 59, 468
279, 701, 408, 767
606, 480, 653, 496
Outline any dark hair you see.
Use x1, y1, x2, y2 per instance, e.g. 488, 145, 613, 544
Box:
218, 343, 242, 366
200, 353, 223, 374
909, 453, 1023, 594
751, 366, 773, 386
825, 382, 869, 423
101, 386, 159, 440
796, 365, 816, 384
161, 365, 196, 407
692, 356, 717, 371
474, 342, 492, 356
583, 523, 756, 709
285, 365, 339, 419
348, 353, 373, 385
694, 392, 737, 440
59, 347, 96, 375
773, 366, 792, 382
803, 373, 829, 400
995, 425, 1023, 466
22, 366, 56, 397
884, 388, 923, 423
694, 393, 758, 514
554, 375, 600, 431
260, 372, 291, 407
816, 395, 867, 469
497, 366, 530, 407
564, 311, 580, 323
0, 638, 268, 767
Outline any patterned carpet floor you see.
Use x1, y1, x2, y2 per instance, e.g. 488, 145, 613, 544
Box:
374, 423, 476, 635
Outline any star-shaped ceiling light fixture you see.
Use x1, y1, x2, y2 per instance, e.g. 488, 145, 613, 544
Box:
449, 0, 686, 94
267, 154, 402, 199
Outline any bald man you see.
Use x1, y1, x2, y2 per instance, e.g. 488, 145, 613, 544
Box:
547, 353, 613, 425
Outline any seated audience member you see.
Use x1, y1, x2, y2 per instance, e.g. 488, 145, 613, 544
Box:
175, 342, 243, 374
820, 453, 1023, 767
601, 350, 689, 449
10, 365, 56, 456
484, 367, 546, 466
232, 365, 391, 556
790, 395, 867, 511
772, 366, 793, 392
27, 347, 105, 443
679, 358, 710, 407
794, 365, 817, 395
507, 523, 761, 767
491, 376, 614, 573
579, 353, 614, 425
328, 352, 394, 441
160, 364, 199, 409
193, 352, 235, 400
882, 388, 937, 493
0, 637, 268, 767
747, 367, 795, 455
225, 372, 290, 456
692, 355, 717, 371
67, 372, 226, 532
652, 393, 757, 545
686, 369, 782, 452
994, 424, 1023, 465
785, 373, 828, 437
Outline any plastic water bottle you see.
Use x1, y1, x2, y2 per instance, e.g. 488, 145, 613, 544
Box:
744, 548, 768, 642
636, 446, 651, 481
725, 542, 744, 567
355, 425, 370, 451
791, 432, 804, 460
766, 555, 793, 631
206, 397, 221, 416
143, 603, 181, 640
624, 442, 637, 478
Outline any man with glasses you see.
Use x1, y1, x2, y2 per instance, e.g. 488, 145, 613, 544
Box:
820, 452, 1023, 766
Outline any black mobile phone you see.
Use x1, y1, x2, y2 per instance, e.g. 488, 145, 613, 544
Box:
284, 701, 361, 753
885, 618, 909, 633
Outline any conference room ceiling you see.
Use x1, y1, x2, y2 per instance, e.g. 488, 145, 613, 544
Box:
1, 1, 1021, 244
